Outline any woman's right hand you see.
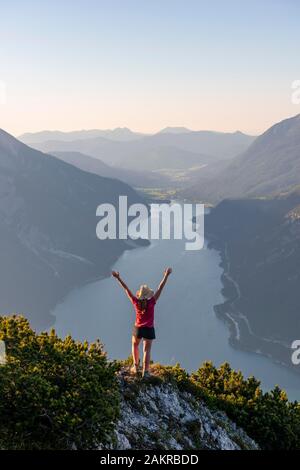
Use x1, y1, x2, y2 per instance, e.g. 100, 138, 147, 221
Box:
164, 267, 172, 277
112, 271, 120, 279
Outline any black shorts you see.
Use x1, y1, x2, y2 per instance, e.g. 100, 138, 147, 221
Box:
132, 326, 156, 340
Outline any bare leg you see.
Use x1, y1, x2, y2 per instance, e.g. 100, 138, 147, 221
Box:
132, 335, 141, 369
142, 339, 153, 374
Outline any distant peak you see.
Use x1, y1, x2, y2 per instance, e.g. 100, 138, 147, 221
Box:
158, 126, 192, 134
111, 127, 133, 133
233, 130, 244, 135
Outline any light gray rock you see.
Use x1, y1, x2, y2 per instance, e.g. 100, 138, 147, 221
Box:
108, 378, 259, 450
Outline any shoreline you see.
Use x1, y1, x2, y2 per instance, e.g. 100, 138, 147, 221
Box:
207, 234, 300, 378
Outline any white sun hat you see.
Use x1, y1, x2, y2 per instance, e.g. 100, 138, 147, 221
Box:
136, 284, 154, 300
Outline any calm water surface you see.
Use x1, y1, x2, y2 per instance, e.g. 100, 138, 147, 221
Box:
53, 207, 300, 400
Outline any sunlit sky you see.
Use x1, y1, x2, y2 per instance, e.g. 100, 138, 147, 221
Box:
1, 0, 300, 136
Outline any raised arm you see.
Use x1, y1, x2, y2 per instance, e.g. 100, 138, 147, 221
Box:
154, 267, 172, 301
112, 271, 135, 302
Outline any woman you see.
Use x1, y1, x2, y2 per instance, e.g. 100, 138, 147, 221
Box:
112, 268, 172, 377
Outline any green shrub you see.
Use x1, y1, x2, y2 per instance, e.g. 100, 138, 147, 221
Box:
1, 315, 299, 450
191, 361, 300, 450
0, 315, 120, 450
151, 363, 195, 392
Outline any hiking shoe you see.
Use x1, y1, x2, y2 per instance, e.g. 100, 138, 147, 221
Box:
142, 370, 151, 379
130, 363, 140, 375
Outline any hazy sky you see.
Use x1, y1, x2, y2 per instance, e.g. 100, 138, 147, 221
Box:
1, 0, 300, 136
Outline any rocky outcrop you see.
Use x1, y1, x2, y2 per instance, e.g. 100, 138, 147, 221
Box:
108, 372, 258, 450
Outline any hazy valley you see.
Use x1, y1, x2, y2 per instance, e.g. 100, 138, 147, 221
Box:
2, 116, 300, 375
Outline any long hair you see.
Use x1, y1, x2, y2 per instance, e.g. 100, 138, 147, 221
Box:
136, 285, 154, 314
138, 298, 148, 314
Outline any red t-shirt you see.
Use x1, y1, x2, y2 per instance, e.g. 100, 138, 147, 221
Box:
132, 296, 156, 328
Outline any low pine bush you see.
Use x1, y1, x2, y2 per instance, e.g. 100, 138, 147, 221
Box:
0, 315, 120, 450
191, 361, 300, 450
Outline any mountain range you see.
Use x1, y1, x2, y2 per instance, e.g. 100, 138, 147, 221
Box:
183, 114, 300, 203
19, 128, 255, 176
0, 129, 147, 329
19, 127, 146, 144
207, 186, 300, 369
173, 113, 300, 369
8, 113, 300, 369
